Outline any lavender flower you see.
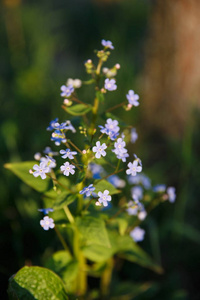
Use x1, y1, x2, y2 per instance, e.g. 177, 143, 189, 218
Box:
92, 141, 107, 159
131, 128, 138, 143
101, 39, 114, 50
126, 90, 139, 106
98, 190, 111, 207
60, 84, 74, 97
104, 78, 117, 91
167, 187, 176, 203
60, 162, 75, 176
40, 216, 55, 231
60, 149, 77, 159
38, 208, 54, 215
32, 162, 49, 180
130, 227, 145, 242
126, 160, 142, 176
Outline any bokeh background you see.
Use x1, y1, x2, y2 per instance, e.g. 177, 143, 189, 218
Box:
1, 0, 200, 299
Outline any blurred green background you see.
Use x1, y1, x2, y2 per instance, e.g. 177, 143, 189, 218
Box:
1, 0, 200, 299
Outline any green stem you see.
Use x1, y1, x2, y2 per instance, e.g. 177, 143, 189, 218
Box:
54, 226, 72, 256
100, 257, 114, 297
63, 205, 74, 223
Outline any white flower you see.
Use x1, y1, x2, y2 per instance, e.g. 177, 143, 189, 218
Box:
167, 187, 176, 203
60, 162, 75, 176
98, 190, 111, 207
40, 216, 55, 230
32, 162, 49, 180
126, 160, 142, 176
92, 141, 107, 159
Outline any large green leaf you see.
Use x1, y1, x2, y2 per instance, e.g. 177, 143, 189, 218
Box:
8, 266, 68, 300
94, 179, 120, 195
82, 230, 163, 273
63, 104, 92, 116
45, 251, 78, 291
53, 192, 78, 210
5, 161, 52, 193
76, 215, 110, 247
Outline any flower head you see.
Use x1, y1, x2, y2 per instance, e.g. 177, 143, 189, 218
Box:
167, 187, 176, 203
60, 149, 77, 159
101, 39, 114, 50
60, 162, 75, 176
104, 78, 117, 91
108, 175, 126, 188
51, 130, 67, 146
131, 186, 143, 202
126, 90, 139, 107
92, 141, 107, 159
60, 84, 74, 97
40, 216, 55, 231
130, 227, 145, 242
126, 160, 142, 176
38, 208, 54, 215
79, 184, 95, 197
98, 190, 111, 207
32, 162, 49, 180
99, 118, 120, 140
40, 155, 56, 172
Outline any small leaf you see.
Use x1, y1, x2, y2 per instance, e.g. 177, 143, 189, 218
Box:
4, 161, 51, 193
63, 104, 92, 116
76, 215, 110, 247
53, 192, 78, 210
8, 266, 68, 300
76, 171, 86, 184
94, 179, 120, 195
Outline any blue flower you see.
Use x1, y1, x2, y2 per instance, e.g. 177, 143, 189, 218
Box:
79, 184, 95, 197
60, 84, 74, 97
130, 226, 145, 242
60, 162, 75, 176
98, 190, 111, 207
51, 130, 67, 146
153, 184, 166, 193
99, 118, 120, 140
131, 128, 138, 143
47, 118, 59, 131
128, 173, 151, 189
108, 175, 126, 188
126, 90, 139, 106
32, 162, 49, 180
43, 147, 59, 156
89, 163, 105, 179
104, 78, 117, 91
38, 208, 54, 215
92, 141, 107, 159
131, 186, 143, 202
101, 39, 114, 50
60, 149, 77, 159
40, 216, 55, 230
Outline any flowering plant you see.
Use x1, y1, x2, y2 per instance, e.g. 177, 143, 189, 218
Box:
6, 40, 175, 299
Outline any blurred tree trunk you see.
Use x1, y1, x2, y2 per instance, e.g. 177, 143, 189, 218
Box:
142, 0, 200, 138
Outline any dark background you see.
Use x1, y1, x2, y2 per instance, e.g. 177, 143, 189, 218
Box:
1, 0, 200, 299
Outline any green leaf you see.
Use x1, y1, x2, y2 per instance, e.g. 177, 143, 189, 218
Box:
45, 251, 78, 291
94, 179, 120, 195
4, 161, 52, 193
8, 266, 68, 300
82, 244, 113, 262
110, 281, 153, 299
82, 230, 163, 273
96, 90, 105, 102
53, 192, 78, 210
76, 215, 110, 247
63, 104, 92, 116
76, 171, 86, 184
